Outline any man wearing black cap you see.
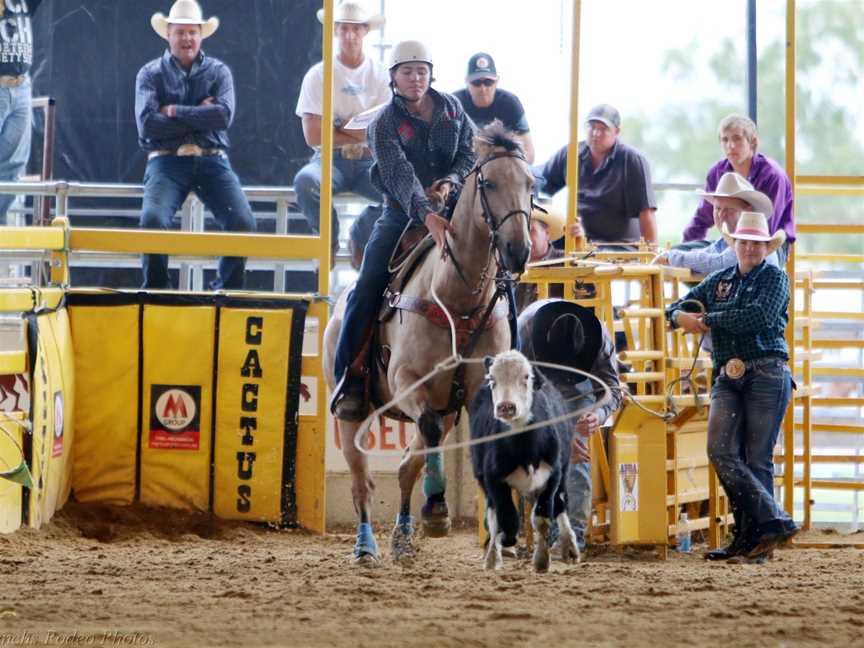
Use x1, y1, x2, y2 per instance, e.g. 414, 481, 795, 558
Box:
453, 52, 534, 163
534, 104, 657, 247
517, 299, 623, 552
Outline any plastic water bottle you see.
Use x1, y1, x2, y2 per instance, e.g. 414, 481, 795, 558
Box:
676, 512, 691, 553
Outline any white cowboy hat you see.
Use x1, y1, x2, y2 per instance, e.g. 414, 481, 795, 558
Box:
531, 205, 565, 241
697, 172, 773, 218
151, 0, 219, 40
721, 211, 786, 254
317, 2, 385, 31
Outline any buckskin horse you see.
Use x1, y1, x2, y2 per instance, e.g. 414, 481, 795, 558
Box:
324, 122, 534, 563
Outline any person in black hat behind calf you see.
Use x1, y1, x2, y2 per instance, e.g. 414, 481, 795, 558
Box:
517, 299, 623, 553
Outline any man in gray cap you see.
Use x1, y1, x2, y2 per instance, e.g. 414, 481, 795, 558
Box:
453, 52, 534, 163
534, 104, 657, 247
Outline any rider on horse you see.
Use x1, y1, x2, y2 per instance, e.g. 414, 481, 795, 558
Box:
330, 40, 480, 420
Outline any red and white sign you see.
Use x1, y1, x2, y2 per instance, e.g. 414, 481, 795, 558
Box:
149, 385, 201, 450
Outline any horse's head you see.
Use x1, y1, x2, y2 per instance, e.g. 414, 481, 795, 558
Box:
471, 122, 534, 275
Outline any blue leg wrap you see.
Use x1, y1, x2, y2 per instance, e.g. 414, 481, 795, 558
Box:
423, 452, 447, 498
354, 522, 379, 558
396, 513, 415, 533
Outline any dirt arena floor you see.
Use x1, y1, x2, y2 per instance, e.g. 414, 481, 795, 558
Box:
1, 504, 862, 648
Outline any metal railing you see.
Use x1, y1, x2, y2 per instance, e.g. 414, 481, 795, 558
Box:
0, 180, 371, 292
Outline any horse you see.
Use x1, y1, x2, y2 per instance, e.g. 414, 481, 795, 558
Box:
323, 122, 534, 563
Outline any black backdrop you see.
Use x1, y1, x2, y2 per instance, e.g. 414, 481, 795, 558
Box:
31, 0, 322, 186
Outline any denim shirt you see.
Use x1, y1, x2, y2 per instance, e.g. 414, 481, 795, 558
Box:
368, 88, 475, 224
667, 260, 789, 367
135, 50, 235, 152
667, 237, 779, 276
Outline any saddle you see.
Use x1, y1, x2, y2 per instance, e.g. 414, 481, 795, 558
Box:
364, 226, 508, 422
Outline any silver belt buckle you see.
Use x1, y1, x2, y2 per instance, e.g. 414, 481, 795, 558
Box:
724, 358, 746, 379
176, 143, 204, 157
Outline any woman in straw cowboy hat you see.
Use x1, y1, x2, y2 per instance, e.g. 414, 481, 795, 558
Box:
135, 0, 255, 290
666, 211, 798, 563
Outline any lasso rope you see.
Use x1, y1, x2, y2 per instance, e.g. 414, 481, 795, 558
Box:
609, 298, 709, 423
353, 283, 612, 458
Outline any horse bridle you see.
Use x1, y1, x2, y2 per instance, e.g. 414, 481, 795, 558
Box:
444, 150, 535, 294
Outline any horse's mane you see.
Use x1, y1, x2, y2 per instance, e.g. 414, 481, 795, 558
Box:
475, 120, 524, 156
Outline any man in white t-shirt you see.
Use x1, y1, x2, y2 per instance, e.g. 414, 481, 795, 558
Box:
294, 2, 391, 249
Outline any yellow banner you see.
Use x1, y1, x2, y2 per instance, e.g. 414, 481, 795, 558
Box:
26, 310, 74, 529
213, 308, 293, 522
140, 305, 215, 510
69, 304, 138, 504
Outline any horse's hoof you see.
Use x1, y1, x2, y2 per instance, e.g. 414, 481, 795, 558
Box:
353, 522, 379, 564
533, 545, 551, 573
559, 535, 581, 565
483, 553, 503, 571
421, 498, 451, 538
353, 552, 380, 567
391, 517, 417, 563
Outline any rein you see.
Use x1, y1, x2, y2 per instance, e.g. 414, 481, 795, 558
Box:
438, 150, 533, 418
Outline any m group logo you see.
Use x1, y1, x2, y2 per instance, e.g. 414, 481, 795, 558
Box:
149, 385, 202, 450
156, 389, 196, 430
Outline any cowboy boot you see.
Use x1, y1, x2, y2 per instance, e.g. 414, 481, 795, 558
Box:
330, 372, 367, 422
330, 327, 375, 422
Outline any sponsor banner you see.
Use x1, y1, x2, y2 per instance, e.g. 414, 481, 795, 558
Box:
325, 413, 416, 473
213, 308, 292, 522
149, 385, 201, 450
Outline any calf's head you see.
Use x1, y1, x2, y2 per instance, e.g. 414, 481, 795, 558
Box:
484, 350, 543, 424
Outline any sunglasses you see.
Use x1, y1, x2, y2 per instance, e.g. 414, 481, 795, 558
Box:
470, 79, 496, 87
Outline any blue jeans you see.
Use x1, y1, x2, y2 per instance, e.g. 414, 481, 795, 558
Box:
0, 78, 32, 222
293, 152, 382, 241
140, 154, 256, 289
707, 358, 794, 541
334, 204, 408, 381
565, 461, 591, 550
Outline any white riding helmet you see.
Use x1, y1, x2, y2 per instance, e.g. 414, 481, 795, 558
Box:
389, 40, 433, 71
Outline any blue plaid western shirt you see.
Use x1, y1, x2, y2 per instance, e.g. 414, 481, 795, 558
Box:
368, 88, 475, 224
666, 260, 789, 367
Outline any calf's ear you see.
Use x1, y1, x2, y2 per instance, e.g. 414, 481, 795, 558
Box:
532, 366, 545, 390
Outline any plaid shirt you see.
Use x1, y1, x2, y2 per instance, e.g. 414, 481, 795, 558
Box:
666, 261, 789, 367
368, 88, 475, 224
